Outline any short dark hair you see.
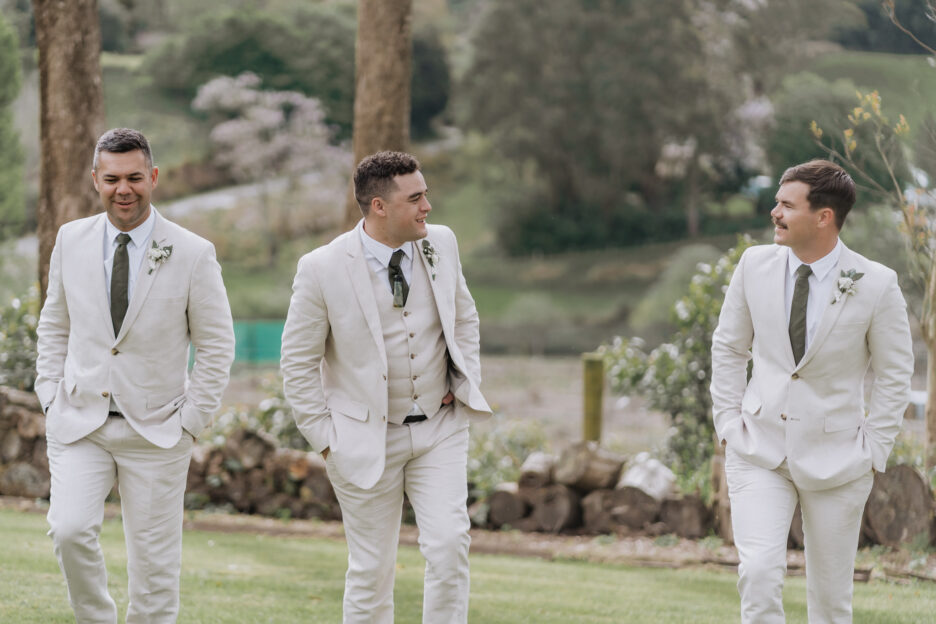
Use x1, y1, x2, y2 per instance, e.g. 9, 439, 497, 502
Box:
779, 159, 856, 229
353, 151, 420, 215
93, 128, 154, 171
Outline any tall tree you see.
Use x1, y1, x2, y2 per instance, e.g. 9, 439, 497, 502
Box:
0, 12, 24, 241
342, 0, 413, 230
32, 0, 106, 300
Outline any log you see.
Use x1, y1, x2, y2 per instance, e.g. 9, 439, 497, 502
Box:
863, 465, 933, 548
1, 430, 22, 463
554, 441, 625, 491
32, 437, 49, 472
487, 482, 530, 528
616, 452, 675, 501
582, 489, 616, 534
15, 408, 45, 439
0, 462, 50, 498
519, 452, 556, 489
660, 495, 711, 539
532, 484, 581, 533
224, 429, 277, 471
608, 486, 660, 531
0, 386, 41, 410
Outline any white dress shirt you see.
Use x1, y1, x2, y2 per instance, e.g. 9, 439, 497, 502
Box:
359, 226, 414, 292
103, 208, 156, 306
784, 239, 842, 351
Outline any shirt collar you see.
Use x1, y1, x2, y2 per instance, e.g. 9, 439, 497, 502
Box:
787, 238, 842, 282
359, 224, 413, 266
104, 207, 155, 249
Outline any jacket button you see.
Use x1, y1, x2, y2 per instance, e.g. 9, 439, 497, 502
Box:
791, 373, 799, 380
410, 353, 416, 359
111, 348, 119, 355
403, 311, 410, 317
780, 413, 787, 421
101, 391, 110, 398
409, 332, 415, 338
382, 415, 387, 422
413, 394, 419, 400
382, 374, 387, 381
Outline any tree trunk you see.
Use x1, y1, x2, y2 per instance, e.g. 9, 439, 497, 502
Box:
343, 0, 413, 230
32, 0, 106, 300
553, 441, 625, 491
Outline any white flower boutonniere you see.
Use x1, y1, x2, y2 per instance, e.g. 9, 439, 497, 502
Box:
832, 268, 864, 304
422, 239, 439, 280
147, 240, 173, 274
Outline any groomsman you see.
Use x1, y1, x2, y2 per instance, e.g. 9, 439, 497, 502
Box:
711, 159, 913, 623
36, 128, 235, 623
281, 151, 491, 623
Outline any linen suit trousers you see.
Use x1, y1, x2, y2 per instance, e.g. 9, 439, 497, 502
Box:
725, 446, 874, 624
326, 405, 471, 624
46, 416, 194, 624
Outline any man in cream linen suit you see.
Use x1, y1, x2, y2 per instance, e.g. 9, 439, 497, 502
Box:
35, 128, 235, 623
281, 151, 491, 623
711, 159, 913, 623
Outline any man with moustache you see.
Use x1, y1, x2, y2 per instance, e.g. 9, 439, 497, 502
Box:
35, 128, 235, 623
281, 151, 491, 623
710, 159, 913, 623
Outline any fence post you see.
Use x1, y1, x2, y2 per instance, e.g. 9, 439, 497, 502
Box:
582, 351, 604, 442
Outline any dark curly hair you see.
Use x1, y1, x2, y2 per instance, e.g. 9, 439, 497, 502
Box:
779, 159, 856, 229
353, 151, 420, 216
93, 128, 154, 171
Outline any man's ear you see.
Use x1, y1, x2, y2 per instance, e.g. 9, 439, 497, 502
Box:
370, 196, 385, 216
817, 207, 836, 228
151, 166, 159, 188
91, 169, 99, 192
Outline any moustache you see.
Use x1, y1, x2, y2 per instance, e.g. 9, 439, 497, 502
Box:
772, 218, 787, 229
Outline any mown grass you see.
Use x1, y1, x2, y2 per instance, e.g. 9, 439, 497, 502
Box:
3, 509, 935, 623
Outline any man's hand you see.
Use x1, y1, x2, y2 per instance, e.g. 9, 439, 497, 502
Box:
322, 447, 329, 460
441, 391, 454, 406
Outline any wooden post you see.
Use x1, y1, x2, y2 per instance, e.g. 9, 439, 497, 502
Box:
582, 352, 604, 442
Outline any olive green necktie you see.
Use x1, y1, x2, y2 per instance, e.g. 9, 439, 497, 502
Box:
111, 233, 131, 336
388, 249, 409, 308
789, 263, 812, 365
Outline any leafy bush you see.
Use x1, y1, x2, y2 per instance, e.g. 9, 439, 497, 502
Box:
602, 236, 755, 497
467, 414, 549, 503
0, 284, 39, 391
211, 373, 308, 451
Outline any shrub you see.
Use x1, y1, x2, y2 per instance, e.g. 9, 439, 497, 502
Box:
467, 414, 549, 503
0, 284, 39, 391
211, 373, 307, 451
602, 235, 756, 498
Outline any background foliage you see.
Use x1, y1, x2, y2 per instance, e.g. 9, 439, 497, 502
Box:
0, 284, 39, 391
603, 236, 756, 497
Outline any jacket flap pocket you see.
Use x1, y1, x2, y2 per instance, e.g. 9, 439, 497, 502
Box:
741, 392, 762, 415
146, 390, 185, 409
824, 413, 861, 433
329, 396, 369, 422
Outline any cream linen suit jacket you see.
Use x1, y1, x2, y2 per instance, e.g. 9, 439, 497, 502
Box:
35, 209, 235, 448
281, 221, 492, 490
711, 242, 913, 491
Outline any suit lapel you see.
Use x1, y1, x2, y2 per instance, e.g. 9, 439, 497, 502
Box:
346, 223, 387, 365
85, 214, 116, 339
795, 245, 850, 370
115, 210, 164, 343
765, 246, 795, 367
417, 236, 454, 335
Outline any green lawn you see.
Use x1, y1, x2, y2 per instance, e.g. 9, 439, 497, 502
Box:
2, 510, 934, 623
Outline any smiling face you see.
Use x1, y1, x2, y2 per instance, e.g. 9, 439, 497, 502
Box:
92, 149, 158, 232
367, 170, 431, 248
770, 180, 836, 261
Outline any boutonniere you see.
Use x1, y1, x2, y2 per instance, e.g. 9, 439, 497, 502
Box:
147, 240, 173, 274
832, 268, 863, 304
422, 239, 439, 280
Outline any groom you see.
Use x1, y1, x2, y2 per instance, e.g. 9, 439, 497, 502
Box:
35, 127, 235, 622
711, 159, 914, 623
281, 151, 491, 623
